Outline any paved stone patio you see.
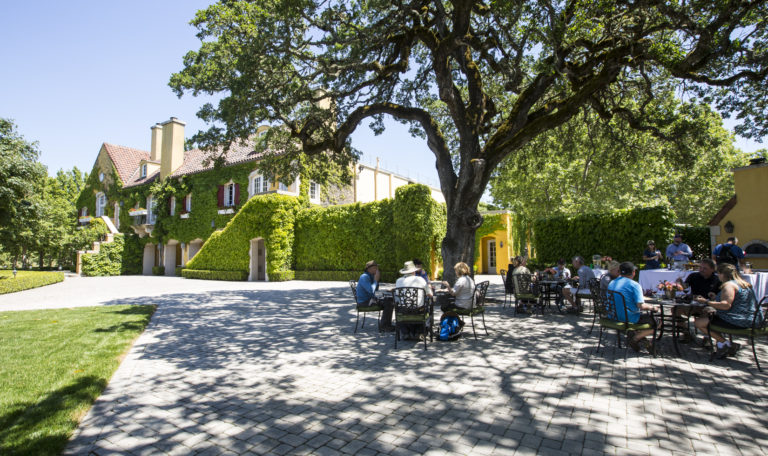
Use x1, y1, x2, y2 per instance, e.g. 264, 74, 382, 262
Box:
52, 277, 768, 455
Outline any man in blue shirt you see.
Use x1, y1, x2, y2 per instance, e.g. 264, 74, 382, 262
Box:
607, 262, 659, 353
356, 260, 395, 331
712, 237, 746, 271
665, 234, 693, 269
413, 258, 430, 283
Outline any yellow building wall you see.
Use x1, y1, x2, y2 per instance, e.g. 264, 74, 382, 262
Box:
474, 212, 514, 274
712, 164, 768, 269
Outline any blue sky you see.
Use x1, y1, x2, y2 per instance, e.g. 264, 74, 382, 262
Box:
0, 1, 763, 193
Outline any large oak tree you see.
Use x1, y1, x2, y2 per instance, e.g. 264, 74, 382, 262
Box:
171, 0, 768, 281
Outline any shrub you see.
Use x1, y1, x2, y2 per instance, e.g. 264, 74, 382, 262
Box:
181, 269, 248, 281
269, 270, 295, 281
152, 266, 165, 276
0, 271, 65, 294
81, 235, 125, 277
533, 206, 674, 265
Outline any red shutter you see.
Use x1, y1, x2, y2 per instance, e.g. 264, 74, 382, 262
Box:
234, 184, 240, 206
217, 185, 224, 207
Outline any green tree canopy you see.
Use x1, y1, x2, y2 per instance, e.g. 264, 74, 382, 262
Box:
171, 0, 768, 280
490, 100, 750, 226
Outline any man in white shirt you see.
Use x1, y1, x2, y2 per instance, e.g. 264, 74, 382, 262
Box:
395, 261, 433, 340
562, 256, 596, 312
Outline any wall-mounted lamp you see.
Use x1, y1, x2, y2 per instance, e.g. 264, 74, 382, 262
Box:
724, 220, 734, 233
499, 241, 503, 247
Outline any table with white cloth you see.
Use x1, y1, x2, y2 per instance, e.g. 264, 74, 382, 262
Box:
743, 272, 768, 303
638, 269, 693, 294
592, 268, 608, 278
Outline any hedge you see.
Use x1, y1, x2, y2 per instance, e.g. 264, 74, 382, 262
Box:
532, 206, 675, 265
181, 269, 248, 281
152, 266, 165, 276
81, 235, 125, 277
294, 184, 445, 279
184, 193, 302, 281
677, 225, 711, 260
0, 271, 65, 294
294, 269, 399, 282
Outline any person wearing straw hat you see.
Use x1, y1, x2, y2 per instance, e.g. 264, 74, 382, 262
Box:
395, 260, 433, 340
357, 260, 395, 331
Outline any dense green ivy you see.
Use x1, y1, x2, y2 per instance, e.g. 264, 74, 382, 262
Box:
474, 213, 506, 258
185, 194, 302, 280
294, 184, 445, 279
533, 206, 674, 265
81, 235, 125, 276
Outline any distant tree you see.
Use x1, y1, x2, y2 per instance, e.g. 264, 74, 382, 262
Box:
171, 0, 768, 281
490, 101, 749, 226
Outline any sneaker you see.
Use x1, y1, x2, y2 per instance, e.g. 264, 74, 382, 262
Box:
641, 339, 658, 356
713, 344, 730, 360
727, 342, 742, 357
627, 334, 641, 353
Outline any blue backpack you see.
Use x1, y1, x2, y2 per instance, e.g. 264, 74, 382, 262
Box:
439, 316, 461, 340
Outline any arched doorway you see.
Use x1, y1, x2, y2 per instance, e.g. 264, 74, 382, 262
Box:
249, 238, 267, 281
164, 240, 180, 276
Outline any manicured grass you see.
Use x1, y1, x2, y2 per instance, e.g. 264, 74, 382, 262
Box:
0, 270, 65, 295
0, 305, 155, 456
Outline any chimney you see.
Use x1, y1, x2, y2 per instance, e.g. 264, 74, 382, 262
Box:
160, 117, 186, 179
150, 124, 163, 162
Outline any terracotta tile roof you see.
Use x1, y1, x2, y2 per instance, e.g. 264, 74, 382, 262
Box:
105, 137, 266, 188
708, 195, 737, 226
170, 138, 266, 178
103, 143, 150, 184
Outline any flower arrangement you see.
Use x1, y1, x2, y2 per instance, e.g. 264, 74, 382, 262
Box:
658, 280, 683, 292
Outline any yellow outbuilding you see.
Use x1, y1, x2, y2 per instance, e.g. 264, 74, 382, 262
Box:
708, 158, 768, 269
474, 211, 517, 275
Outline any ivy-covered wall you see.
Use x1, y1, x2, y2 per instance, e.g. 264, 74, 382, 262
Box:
532, 206, 674, 265
184, 194, 302, 280
294, 184, 445, 281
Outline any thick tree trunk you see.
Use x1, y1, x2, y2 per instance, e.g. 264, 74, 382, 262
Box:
441, 193, 484, 285
39, 251, 44, 270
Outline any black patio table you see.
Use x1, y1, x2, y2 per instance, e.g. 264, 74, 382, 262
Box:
645, 297, 711, 356
537, 279, 567, 313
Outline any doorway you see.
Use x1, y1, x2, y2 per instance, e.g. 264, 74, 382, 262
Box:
487, 239, 497, 274
249, 238, 267, 281
142, 243, 155, 275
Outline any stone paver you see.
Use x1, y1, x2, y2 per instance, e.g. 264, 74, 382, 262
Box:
48, 275, 768, 455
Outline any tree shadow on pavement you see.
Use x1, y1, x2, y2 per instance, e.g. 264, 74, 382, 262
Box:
66, 281, 768, 455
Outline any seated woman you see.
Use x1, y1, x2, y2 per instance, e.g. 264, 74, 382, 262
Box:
441, 262, 475, 312
693, 263, 761, 359
510, 255, 532, 276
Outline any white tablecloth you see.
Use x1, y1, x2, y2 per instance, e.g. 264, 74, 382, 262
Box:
638, 269, 693, 293
592, 268, 607, 278
744, 272, 768, 303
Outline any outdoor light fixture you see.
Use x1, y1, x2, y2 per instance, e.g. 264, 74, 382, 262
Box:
500, 241, 503, 247
725, 220, 734, 233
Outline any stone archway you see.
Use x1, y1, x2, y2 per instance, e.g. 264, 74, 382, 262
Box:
164, 240, 180, 276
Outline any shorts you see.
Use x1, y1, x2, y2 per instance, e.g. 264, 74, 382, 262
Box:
710, 315, 749, 330
635, 314, 658, 327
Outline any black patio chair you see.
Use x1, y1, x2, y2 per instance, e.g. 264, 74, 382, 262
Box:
706, 296, 768, 370
350, 280, 382, 333
587, 278, 605, 335
596, 289, 658, 358
512, 273, 542, 315
500, 269, 513, 309
393, 287, 431, 350
453, 280, 490, 340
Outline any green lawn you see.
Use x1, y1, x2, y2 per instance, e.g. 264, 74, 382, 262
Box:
0, 305, 155, 456
0, 270, 65, 295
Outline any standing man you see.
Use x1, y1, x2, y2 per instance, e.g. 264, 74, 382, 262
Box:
356, 260, 395, 331
608, 262, 660, 353
665, 234, 693, 269
712, 237, 746, 271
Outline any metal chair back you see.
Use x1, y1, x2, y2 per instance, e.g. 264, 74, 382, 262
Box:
394, 287, 427, 316
473, 280, 490, 311
512, 273, 537, 299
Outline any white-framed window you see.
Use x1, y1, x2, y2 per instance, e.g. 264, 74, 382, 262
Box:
309, 181, 320, 202
279, 181, 289, 191
224, 182, 236, 207
80, 207, 88, 217
184, 193, 191, 212
98, 172, 105, 182
140, 164, 147, 178
248, 171, 270, 197
169, 196, 176, 216
95, 192, 107, 217
147, 195, 156, 224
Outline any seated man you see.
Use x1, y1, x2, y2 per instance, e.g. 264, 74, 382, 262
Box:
395, 261, 434, 340
599, 260, 621, 294
676, 258, 721, 343
412, 258, 430, 283
608, 262, 660, 353
356, 260, 394, 332
562, 256, 595, 312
